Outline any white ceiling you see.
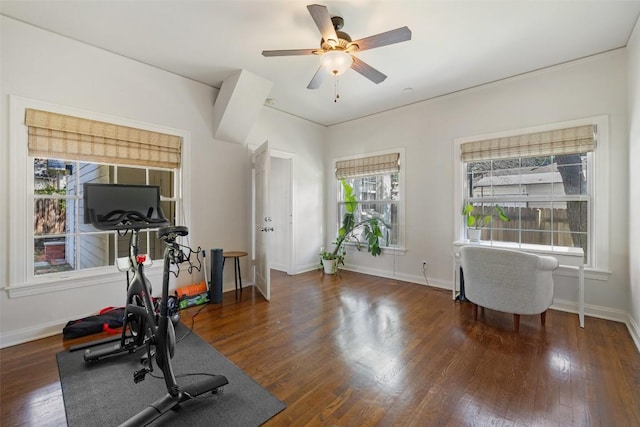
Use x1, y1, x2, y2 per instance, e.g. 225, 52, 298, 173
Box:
2, 1, 640, 126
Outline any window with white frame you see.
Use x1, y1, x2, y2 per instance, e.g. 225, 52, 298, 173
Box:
335, 152, 403, 249
33, 159, 178, 276
9, 98, 186, 295
459, 124, 598, 266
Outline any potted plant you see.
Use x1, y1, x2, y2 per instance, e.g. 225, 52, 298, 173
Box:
320, 179, 388, 274
320, 247, 343, 274
462, 203, 510, 241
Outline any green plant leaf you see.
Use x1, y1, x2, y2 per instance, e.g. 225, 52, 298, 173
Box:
494, 205, 510, 222
340, 212, 355, 237
341, 179, 358, 213
467, 216, 476, 227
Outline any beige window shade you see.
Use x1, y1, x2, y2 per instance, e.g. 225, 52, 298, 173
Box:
25, 109, 182, 169
335, 153, 400, 179
461, 125, 596, 162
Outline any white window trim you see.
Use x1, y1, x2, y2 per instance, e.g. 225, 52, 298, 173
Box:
8, 95, 191, 298
331, 148, 406, 253
453, 116, 610, 276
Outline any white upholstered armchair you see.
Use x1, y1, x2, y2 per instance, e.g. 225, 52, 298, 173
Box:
460, 245, 559, 332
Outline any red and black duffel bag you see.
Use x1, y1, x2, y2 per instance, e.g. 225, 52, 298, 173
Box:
62, 307, 125, 339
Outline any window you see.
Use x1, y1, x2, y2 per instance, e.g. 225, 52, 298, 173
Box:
455, 118, 610, 272
9, 96, 190, 297
335, 151, 404, 250
464, 153, 590, 262
33, 159, 177, 276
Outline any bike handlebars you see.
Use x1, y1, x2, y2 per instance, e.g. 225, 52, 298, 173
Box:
88, 209, 169, 231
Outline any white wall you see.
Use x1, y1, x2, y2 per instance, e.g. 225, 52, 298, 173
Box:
326, 50, 631, 323
0, 17, 324, 347
628, 17, 640, 348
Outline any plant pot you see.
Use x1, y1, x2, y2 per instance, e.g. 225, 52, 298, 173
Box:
467, 228, 482, 242
322, 259, 337, 274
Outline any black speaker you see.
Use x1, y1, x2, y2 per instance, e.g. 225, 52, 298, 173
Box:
210, 248, 224, 304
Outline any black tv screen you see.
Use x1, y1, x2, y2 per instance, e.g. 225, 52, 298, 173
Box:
83, 183, 167, 229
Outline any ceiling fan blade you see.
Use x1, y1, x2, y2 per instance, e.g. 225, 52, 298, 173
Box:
351, 57, 387, 84
262, 49, 317, 57
307, 66, 326, 89
350, 26, 412, 52
307, 4, 338, 43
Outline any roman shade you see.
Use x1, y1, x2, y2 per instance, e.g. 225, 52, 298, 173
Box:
335, 152, 400, 179
25, 109, 182, 168
461, 125, 596, 162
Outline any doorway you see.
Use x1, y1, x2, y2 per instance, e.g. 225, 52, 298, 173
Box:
251, 144, 295, 300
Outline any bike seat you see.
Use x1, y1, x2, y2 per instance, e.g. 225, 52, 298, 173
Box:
158, 226, 189, 240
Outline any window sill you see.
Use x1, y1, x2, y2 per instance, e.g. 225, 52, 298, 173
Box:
454, 239, 584, 257
452, 239, 610, 281
343, 242, 407, 256
381, 246, 407, 256
6, 264, 164, 298
555, 266, 611, 281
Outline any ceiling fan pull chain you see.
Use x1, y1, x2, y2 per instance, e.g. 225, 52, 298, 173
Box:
334, 76, 340, 103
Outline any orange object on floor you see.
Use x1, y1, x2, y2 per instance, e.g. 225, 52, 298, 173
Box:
176, 281, 207, 298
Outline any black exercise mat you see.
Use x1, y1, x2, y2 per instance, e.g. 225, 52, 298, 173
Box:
56, 323, 285, 426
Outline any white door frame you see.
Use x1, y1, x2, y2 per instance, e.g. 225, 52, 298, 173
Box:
249, 145, 295, 279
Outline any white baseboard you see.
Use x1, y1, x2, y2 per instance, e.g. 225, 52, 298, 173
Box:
627, 314, 640, 354
341, 264, 451, 292
294, 262, 322, 275
551, 298, 629, 323
0, 318, 70, 349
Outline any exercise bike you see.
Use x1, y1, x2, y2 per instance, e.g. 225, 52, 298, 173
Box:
81, 223, 164, 362
82, 183, 228, 426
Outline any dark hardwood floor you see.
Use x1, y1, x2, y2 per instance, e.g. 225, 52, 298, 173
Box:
2, 270, 640, 426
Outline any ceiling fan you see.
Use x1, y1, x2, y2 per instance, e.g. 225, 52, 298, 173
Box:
262, 4, 412, 90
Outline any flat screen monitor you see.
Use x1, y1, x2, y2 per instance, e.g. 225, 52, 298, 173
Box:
83, 183, 168, 230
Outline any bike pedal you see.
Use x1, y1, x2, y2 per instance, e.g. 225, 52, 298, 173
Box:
133, 368, 148, 383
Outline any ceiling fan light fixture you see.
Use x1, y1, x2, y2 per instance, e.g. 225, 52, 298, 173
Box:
320, 50, 353, 76
262, 4, 411, 90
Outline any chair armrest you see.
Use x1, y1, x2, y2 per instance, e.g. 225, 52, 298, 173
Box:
538, 256, 560, 271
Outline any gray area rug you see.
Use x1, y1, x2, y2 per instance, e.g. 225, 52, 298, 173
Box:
56, 324, 285, 426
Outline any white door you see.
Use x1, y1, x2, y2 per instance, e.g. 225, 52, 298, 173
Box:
253, 141, 271, 300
